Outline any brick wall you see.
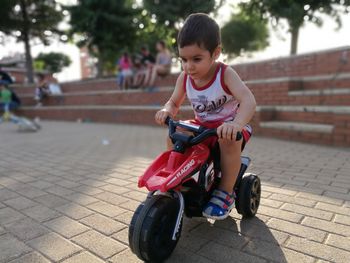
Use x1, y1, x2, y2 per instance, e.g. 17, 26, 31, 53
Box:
233, 46, 350, 81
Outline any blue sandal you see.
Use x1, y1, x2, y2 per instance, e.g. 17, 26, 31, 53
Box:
202, 189, 235, 220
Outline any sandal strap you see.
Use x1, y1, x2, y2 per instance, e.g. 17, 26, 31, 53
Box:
212, 189, 234, 202
209, 196, 229, 209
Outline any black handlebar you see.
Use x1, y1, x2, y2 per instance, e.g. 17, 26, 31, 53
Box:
165, 117, 242, 146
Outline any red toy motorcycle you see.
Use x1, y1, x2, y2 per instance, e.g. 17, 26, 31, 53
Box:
129, 117, 261, 262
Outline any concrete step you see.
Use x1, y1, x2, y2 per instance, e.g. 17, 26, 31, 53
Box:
17, 105, 194, 125
253, 105, 350, 146
17, 104, 350, 146
287, 73, 350, 91
19, 88, 175, 107
260, 121, 333, 133
11, 78, 118, 96
12, 74, 178, 96
256, 121, 335, 145
257, 105, 350, 125
257, 105, 350, 114
287, 88, 350, 105
288, 88, 350, 96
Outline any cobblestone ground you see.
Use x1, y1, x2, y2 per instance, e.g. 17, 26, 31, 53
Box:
0, 121, 349, 263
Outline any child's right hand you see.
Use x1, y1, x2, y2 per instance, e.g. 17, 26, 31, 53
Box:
155, 109, 172, 125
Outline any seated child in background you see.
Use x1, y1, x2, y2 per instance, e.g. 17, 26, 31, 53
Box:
155, 13, 256, 220
34, 73, 50, 107
118, 52, 134, 90
133, 46, 156, 88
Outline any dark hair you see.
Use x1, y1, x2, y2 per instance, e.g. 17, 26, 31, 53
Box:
157, 40, 166, 49
177, 13, 220, 54
37, 73, 45, 81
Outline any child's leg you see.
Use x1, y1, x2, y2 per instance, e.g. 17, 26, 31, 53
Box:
203, 138, 242, 220
142, 65, 152, 87
218, 139, 243, 193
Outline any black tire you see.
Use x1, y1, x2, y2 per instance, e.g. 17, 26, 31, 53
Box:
131, 195, 182, 262
128, 202, 145, 254
236, 174, 261, 218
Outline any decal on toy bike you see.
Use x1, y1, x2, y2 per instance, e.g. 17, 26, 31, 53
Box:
129, 117, 261, 262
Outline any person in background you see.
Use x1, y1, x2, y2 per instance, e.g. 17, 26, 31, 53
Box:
143, 40, 172, 89
0, 66, 14, 84
34, 73, 50, 107
117, 52, 134, 90
0, 69, 21, 123
133, 46, 156, 88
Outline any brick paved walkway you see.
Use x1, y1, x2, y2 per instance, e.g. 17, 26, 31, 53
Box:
0, 121, 349, 263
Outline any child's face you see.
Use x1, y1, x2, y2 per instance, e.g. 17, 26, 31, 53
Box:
179, 44, 220, 81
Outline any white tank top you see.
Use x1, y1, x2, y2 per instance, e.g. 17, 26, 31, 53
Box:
184, 62, 239, 123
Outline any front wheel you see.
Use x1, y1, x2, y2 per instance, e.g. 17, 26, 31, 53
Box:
235, 173, 261, 218
129, 194, 182, 262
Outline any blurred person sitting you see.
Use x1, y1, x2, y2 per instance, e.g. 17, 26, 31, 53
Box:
132, 46, 156, 88
143, 40, 172, 89
0, 66, 14, 84
117, 52, 134, 90
34, 73, 50, 107
48, 76, 62, 95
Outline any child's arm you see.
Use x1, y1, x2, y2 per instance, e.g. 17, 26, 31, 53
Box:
155, 72, 186, 125
218, 67, 256, 140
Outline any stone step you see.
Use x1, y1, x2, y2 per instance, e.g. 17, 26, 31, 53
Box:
257, 105, 350, 114
17, 106, 194, 126
288, 88, 350, 96
259, 121, 334, 133
286, 88, 350, 105
17, 104, 350, 146
287, 73, 350, 91
19, 88, 175, 107
256, 105, 350, 125
12, 74, 178, 96
256, 121, 335, 145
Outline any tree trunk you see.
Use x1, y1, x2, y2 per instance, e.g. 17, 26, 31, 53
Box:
20, 0, 34, 83
290, 26, 299, 55
23, 31, 34, 83
96, 54, 104, 78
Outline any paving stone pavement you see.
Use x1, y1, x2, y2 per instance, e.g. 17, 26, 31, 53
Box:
0, 121, 349, 263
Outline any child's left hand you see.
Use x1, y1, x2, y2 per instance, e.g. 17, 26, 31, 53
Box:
217, 121, 243, 141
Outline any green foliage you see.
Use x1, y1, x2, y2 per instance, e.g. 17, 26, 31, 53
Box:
240, 0, 350, 54
143, 0, 218, 28
133, 11, 175, 55
221, 10, 269, 58
67, 0, 139, 74
34, 52, 71, 73
0, 0, 65, 82
0, 0, 64, 44
33, 60, 45, 71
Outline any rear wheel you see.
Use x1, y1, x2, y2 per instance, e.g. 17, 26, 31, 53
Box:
235, 174, 261, 217
130, 195, 182, 262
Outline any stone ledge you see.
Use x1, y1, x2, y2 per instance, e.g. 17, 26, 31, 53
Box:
20, 105, 193, 111
246, 72, 350, 85
288, 88, 350, 96
260, 121, 334, 133
19, 86, 174, 98
257, 105, 350, 114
